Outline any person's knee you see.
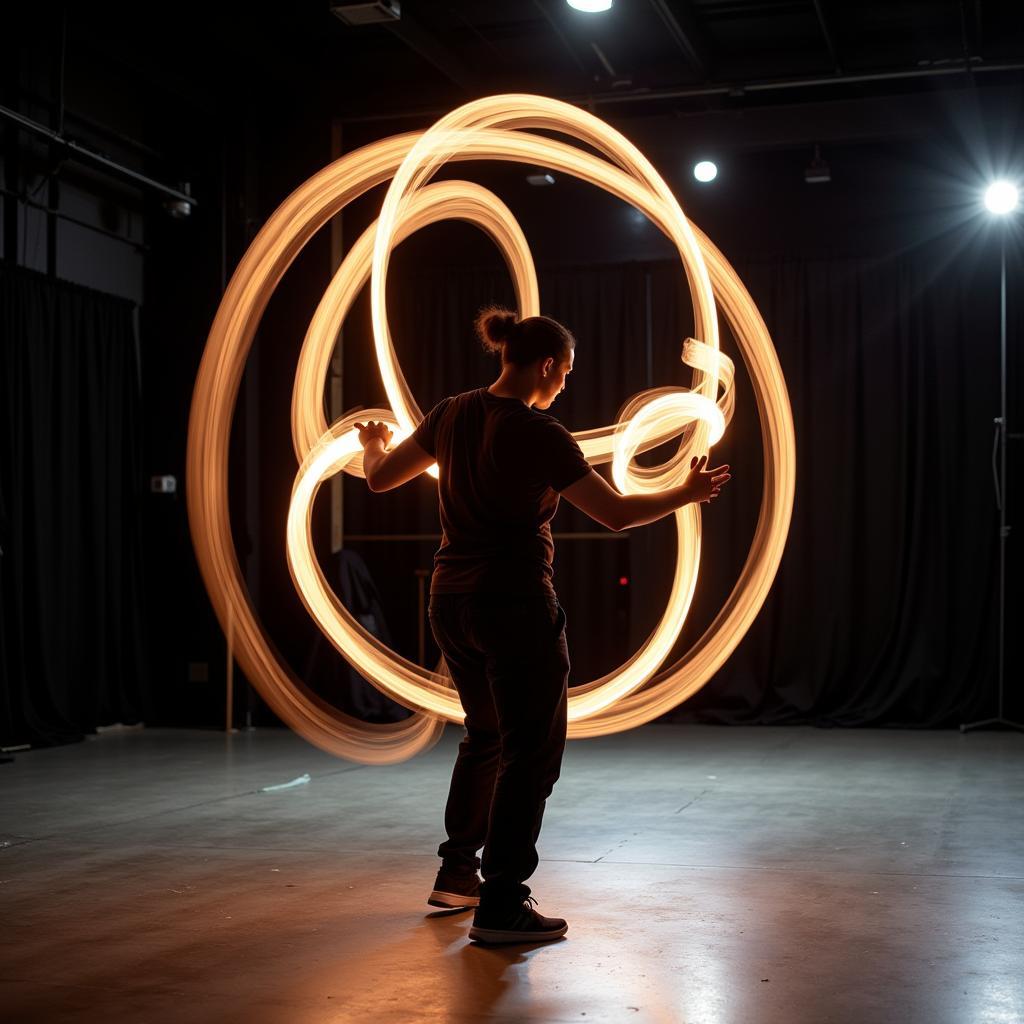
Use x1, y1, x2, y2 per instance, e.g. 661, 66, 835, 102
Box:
499, 731, 565, 776
463, 726, 501, 755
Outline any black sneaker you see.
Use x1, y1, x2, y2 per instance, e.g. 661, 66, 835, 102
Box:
427, 867, 481, 909
468, 896, 568, 944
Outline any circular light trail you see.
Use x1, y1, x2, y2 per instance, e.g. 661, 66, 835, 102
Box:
186, 94, 796, 764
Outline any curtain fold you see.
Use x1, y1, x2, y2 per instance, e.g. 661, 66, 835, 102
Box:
1, 263, 149, 748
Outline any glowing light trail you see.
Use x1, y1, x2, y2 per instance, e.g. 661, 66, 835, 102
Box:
186, 94, 796, 763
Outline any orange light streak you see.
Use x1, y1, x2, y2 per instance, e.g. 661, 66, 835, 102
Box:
187, 94, 795, 763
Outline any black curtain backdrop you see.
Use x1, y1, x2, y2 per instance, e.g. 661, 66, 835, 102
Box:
0, 263, 149, 748
339, 232, 1021, 728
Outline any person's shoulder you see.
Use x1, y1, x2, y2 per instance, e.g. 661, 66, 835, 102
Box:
447, 388, 485, 407
526, 411, 584, 453
531, 409, 573, 435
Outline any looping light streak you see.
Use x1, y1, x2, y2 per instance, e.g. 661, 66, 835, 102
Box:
186, 94, 796, 763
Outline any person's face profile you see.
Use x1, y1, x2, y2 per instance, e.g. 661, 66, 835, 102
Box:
538, 348, 574, 409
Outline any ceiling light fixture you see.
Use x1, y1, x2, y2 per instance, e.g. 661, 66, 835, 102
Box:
804, 144, 830, 184
567, 0, 613, 12
693, 160, 717, 183
330, 1, 401, 25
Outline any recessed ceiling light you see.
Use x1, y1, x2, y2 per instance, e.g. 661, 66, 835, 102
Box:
693, 161, 717, 183
804, 144, 831, 184
526, 171, 556, 186
566, 0, 613, 12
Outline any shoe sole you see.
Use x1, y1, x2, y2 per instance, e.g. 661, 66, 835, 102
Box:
468, 923, 568, 944
428, 889, 481, 909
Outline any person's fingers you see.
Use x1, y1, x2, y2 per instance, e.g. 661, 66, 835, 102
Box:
690, 456, 698, 469
698, 454, 708, 470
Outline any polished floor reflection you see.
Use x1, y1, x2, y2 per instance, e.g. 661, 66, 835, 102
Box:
2, 724, 1022, 1023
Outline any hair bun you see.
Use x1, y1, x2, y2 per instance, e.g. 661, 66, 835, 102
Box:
475, 305, 518, 355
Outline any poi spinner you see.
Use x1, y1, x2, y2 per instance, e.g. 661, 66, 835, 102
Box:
186, 94, 796, 764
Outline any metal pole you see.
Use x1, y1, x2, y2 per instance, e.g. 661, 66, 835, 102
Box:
0, 103, 196, 206
962, 229, 1022, 733
225, 603, 235, 733
998, 232, 1007, 721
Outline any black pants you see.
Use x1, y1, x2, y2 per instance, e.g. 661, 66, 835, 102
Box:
428, 591, 570, 910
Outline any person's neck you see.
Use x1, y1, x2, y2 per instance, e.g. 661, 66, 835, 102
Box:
487, 371, 537, 407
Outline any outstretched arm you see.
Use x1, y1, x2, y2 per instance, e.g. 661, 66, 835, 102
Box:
354, 420, 436, 492
560, 455, 731, 532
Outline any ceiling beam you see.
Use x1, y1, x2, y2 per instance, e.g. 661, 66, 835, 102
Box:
335, 58, 1024, 123
531, 0, 592, 78
647, 0, 708, 80
811, 0, 842, 75
384, 9, 480, 93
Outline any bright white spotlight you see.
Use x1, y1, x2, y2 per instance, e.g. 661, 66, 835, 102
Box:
566, 0, 613, 11
985, 181, 1019, 215
694, 160, 718, 183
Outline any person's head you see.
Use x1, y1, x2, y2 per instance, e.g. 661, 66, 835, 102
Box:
476, 305, 575, 409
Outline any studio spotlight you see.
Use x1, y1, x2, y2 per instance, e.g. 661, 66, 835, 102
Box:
526, 171, 556, 186
163, 182, 194, 219
693, 160, 717, 183
566, 0, 613, 10
804, 144, 830, 184
984, 180, 1019, 215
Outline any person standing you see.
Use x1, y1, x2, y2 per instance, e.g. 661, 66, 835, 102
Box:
355, 306, 730, 944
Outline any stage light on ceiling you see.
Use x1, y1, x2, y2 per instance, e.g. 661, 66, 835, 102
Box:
693, 160, 717, 183
526, 171, 556, 186
984, 180, 1019, 215
566, 0, 613, 12
804, 144, 830, 184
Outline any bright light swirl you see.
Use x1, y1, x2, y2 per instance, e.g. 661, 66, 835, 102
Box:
186, 93, 796, 763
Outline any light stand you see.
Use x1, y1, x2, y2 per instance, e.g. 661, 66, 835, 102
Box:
962, 189, 1022, 733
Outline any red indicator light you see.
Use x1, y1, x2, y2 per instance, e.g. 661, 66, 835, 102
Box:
618, 576, 629, 586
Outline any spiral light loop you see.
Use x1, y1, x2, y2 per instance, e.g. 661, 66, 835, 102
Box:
186, 94, 795, 763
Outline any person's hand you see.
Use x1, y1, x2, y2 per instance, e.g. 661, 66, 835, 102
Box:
686, 454, 731, 504
353, 420, 393, 449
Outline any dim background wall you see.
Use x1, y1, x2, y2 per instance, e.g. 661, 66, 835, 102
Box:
2, 4, 1022, 746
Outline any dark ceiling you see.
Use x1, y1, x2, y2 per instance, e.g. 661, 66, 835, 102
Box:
325, 0, 1024, 121
56, 0, 1024, 127
8, 0, 1023, 245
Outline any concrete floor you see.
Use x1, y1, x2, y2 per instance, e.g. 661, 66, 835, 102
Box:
1, 724, 1022, 1024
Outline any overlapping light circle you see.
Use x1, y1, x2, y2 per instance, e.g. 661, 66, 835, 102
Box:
186, 94, 796, 765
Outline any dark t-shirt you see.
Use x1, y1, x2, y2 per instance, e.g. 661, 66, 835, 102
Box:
411, 387, 592, 596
